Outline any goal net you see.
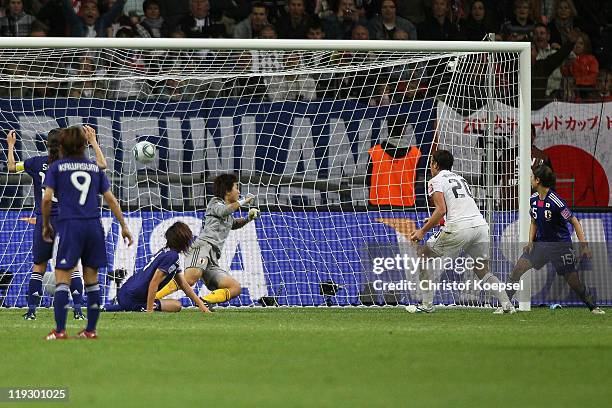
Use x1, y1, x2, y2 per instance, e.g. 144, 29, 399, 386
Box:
0, 38, 530, 309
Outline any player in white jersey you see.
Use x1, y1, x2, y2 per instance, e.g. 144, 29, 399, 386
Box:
406, 150, 514, 314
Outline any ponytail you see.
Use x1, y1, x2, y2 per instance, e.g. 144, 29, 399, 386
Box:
46, 128, 62, 164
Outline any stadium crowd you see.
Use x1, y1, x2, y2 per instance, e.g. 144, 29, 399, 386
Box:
0, 0, 610, 107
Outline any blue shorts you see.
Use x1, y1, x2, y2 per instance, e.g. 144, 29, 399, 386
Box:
521, 242, 577, 275
117, 290, 161, 312
55, 218, 107, 270
32, 217, 58, 264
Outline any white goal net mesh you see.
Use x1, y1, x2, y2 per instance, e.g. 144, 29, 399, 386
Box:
0, 44, 523, 308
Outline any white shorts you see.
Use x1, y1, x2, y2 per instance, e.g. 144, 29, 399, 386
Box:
426, 225, 490, 261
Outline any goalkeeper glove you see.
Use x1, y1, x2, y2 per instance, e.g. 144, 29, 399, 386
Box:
248, 208, 261, 220
238, 193, 255, 207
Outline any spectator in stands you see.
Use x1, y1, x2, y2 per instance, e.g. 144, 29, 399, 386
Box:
533, 21, 559, 49
276, 0, 312, 39
156, 79, 187, 101
134, 0, 164, 38
111, 51, 151, 99
115, 25, 135, 37
464, 0, 506, 31
392, 28, 410, 40
22, 47, 64, 97
63, 0, 126, 37
322, 0, 367, 39
35, 0, 65, 37
259, 0, 287, 25
208, 4, 237, 38
370, 80, 393, 106
561, 32, 599, 100
417, 0, 462, 41
303, 20, 335, 98
500, 0, 535, 42
331, 24, 378, 105
0, 0, 37, 36
388, 29, 427, 99
248, 24, 283, 81
267, 52, 317, 102
68, 56, 108, 98
588, 69, 612, 102
259, 24, 277, 39
0, 62, 24, 98
572, 0, 607, 68
451, 0, 468, 20
547, 0, 582, 46
459, 0, 496, 41
128, 10, 140, 26
530, 0, 556, 24
306, 19, 325, 39
169, 29, 186, 38
222, 0, 252, 23
173, 0, 226, 38
395, 0, 427, 25
351, 23, 369, 40
29, 20, 48, 36
233, 2, 269, 38
532, 23, 563, 100
102, 0, 130, 37
531, 27, 579, 109
314, 0, 334, 20
156, 31, 190, 73
220, 50, 267, 101
369, 0, 418, 40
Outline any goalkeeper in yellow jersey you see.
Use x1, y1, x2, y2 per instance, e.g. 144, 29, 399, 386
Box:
155, 174, 260, 308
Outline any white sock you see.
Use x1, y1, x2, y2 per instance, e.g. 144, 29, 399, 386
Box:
419, 263, 434, 307
481, 273, 511, 307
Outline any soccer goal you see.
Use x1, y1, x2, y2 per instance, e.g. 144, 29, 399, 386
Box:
0, 37, 531, 310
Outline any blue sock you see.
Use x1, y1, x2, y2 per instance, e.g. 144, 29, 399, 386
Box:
70, 272, 84, 312
54, 283, 70, 332
85, 284, 101, 332
27, 272, 44, 313
103, 304, 124, 312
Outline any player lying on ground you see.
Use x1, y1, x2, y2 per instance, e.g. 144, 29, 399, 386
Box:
505, 165, 605, 315
407, 149, 515, 314
104, 221, 210, 313
42, 126, 133, 340
6, 126, 106, 321
155, 173, 260, 307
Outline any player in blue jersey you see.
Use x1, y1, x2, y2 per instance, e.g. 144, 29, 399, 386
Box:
107, 221, 210, 313
41, 126, 133, 340
6, 126, 107, 321
505, 165, 605, 314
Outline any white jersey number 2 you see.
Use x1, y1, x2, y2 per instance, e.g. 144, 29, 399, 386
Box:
448, 178, 473, 199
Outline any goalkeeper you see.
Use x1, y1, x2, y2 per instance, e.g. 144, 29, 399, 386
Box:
155, 173, 260, 307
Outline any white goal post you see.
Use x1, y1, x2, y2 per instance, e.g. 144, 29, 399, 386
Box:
0, 37, 531, 310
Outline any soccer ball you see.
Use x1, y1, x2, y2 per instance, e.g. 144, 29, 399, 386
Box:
43, 271, 56, 295
133, 141, 156, 164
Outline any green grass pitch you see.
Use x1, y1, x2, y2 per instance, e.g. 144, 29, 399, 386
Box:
2, 308, 611, 408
